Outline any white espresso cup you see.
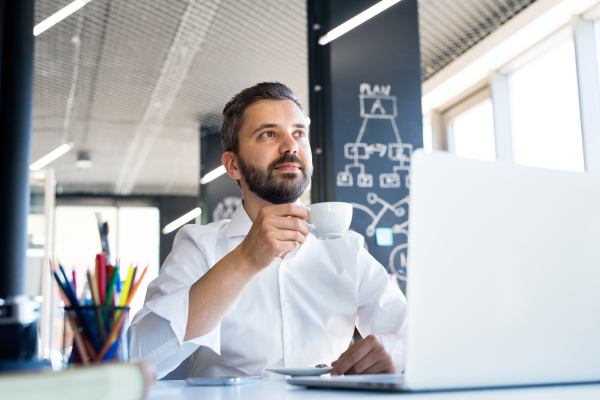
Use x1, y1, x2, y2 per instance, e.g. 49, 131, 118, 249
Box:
305, 202, 353, 240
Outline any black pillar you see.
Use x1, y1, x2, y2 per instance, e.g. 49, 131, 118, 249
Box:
0, 0, 35, 299
308, 0, 423, 288
200, 131, 242, 225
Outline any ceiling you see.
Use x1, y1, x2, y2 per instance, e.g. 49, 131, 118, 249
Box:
32, 0, 536, 196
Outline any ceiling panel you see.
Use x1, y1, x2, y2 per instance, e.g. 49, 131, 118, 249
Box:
32, 0, 535, 196
419, 0, 537, 80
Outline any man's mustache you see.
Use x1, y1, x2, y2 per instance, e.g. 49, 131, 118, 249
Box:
268, 154, 307, 173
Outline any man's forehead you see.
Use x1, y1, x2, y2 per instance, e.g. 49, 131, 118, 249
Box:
243, 99, 304, 123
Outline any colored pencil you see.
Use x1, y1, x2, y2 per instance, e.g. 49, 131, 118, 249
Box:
119, 266, 135, 308
52, 270, 100, 351
57, 290, 93, 364
130, 266, 138, 292
127, 266, 148, 304
107, 264, 114, 298
51, 256, 148, 364
72, 269, 77, 299
105, 266, 119, 306
98, 254, 106, 304
87, 270, 100, 306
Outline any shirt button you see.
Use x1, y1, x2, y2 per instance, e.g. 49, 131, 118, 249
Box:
286, 344, 292, 351
284, 302, 290, 309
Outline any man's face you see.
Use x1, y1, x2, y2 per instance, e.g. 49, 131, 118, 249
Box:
233, 99, 313, 204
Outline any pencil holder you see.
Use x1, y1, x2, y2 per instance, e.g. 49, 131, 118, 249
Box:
63, 305, 130, 365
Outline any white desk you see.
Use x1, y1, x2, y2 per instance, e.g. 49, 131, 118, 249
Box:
149, 378, 600, 399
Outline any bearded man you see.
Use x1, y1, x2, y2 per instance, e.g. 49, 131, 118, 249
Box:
130, 82, 407, 379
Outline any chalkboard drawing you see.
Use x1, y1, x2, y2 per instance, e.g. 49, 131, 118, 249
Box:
213, 196, 242, 222
338, 84, 415, 282
389, 243, 408, 281
351, 192, 409, 237
336, 84, 413, 189
351, 192, 410, 281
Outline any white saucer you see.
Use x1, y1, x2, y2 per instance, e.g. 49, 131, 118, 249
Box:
266, 367, 333, 377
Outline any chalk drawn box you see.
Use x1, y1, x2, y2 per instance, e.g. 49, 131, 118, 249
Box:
360, 95, 397, 119
344, 143, 370, 160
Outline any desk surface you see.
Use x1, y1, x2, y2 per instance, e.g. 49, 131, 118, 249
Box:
148, 378, 600, 400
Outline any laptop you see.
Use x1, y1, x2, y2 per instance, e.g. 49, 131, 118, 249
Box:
289, 150, 600, 392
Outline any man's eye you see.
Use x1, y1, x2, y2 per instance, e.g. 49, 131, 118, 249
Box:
294, 131, 305, 137
261, 131, 274, 138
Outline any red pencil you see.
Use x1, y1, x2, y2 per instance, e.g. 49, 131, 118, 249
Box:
98, 254, 106, 304
72, 269, 77, 298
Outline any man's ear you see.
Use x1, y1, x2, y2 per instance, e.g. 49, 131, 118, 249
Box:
222, 152, 243, 180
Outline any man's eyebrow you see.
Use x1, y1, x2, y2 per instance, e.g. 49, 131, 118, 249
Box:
251, 123, 277, 136
294, 123, 308, 130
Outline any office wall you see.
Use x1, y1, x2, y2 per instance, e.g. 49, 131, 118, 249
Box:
200, 131, 242, 224
309, 0, 423, 286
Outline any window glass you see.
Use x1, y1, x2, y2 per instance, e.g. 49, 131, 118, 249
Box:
450, 98, 496, 161
509, 37, 584, 172
55, 206, 118, 268
423, 115, 433, 152
117, 207, 160, 317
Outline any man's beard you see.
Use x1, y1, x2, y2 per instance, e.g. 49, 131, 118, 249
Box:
237, 153, 312, 204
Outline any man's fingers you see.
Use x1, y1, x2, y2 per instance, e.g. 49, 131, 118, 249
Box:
268, 204, 309, 220
343, 348, 379, 375
331, 340, 371, 375
266, 216, 310, 235
360, 359, 395, 375
272, 229, 307, 244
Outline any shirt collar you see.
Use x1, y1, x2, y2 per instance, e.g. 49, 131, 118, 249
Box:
227, 201, 253, 238
226, 198, 306, 238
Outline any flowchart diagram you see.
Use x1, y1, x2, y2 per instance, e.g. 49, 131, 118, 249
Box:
336, 83, 413, 280
337, 83, 413, 190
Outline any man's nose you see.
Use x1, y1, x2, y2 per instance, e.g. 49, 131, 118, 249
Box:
280, 132, 299, 154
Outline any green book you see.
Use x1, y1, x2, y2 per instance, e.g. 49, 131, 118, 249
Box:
0, 361, 155, 400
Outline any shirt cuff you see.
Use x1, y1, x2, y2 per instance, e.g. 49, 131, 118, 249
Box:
143, 284, 222, 361
374, 332, 405, 373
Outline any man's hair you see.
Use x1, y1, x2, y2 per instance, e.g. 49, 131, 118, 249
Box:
220, 82, 304, 153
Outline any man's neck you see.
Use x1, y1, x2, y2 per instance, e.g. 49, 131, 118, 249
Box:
240, 186, 275, 222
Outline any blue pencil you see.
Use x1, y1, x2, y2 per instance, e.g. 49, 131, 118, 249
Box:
102, 340, 119, 361
59, 264, 79, 306
53, 271, 101, 351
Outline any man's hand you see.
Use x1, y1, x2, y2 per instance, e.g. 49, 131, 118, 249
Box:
330, 335, 395, 375
235, 204, 310, 271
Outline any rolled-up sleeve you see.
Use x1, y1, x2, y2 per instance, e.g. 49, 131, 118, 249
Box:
129, 226, 221, 379
355, 245, 407, 372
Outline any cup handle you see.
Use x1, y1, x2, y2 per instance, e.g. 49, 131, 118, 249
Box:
304, 206, 316, 230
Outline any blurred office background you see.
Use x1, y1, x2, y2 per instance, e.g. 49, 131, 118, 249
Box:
23, 0, 600, 364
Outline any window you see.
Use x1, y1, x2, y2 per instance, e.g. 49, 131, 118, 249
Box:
449, 99, 496, 161
444, 88, 496, 162
509, 35, 585, 172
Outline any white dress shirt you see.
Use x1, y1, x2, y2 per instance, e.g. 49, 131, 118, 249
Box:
130, 203, 407, 379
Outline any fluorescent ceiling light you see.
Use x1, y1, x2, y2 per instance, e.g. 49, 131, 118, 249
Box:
30, 143, 73, 171
318, 0, 402, 45
200, 165, 227, 184
162, 207, 202, 234
34, 0, 92, 36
